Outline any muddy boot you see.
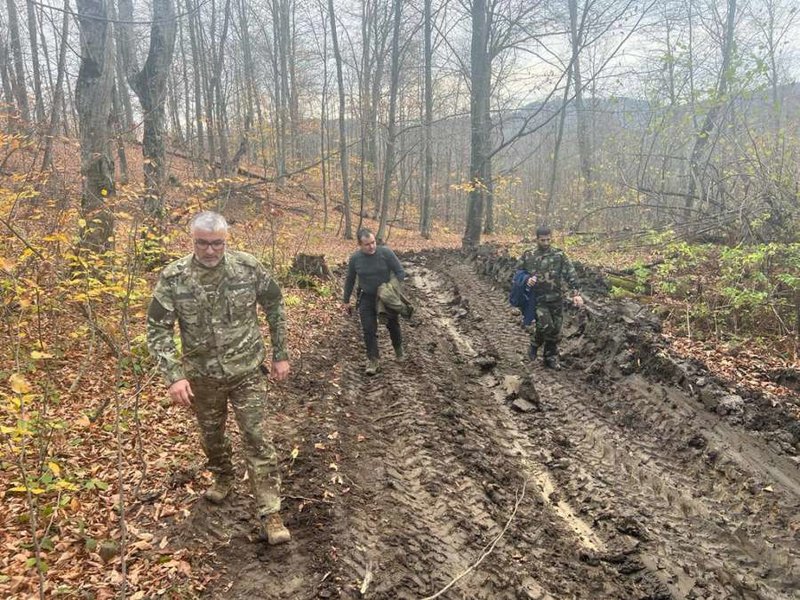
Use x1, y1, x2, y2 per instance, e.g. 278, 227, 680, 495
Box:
204, 476, 234, 504
543, 355, 561, 370
260, 513, 291, 545
364, 359, 381, 376
394, 345, 406, 362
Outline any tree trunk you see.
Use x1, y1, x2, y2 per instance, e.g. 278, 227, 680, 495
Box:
110, 0, 134, 132
185, 0, 205, 164
168, 71, 183, 144
569, 0, 592, 214
25, 0, 46, 123
6, 0, 31, 122
178, 16, 192, 149
272, 0, 287, 179
118, 0, 177, 217
235, 0, 255, 164
462, 0, 490, 249
211, 0, 232, 174
545, 63, 573, 223
328, 0, 353, 239
420, 0, 433, 239
111, 84, 129, 185
376, 0, 402, 242
685, 0, 737, 219
198, 0, 217, 172
75, 0, 116, 252
482, 160, 494, 234
1, 43, 18, 127
320, 6, 329, 230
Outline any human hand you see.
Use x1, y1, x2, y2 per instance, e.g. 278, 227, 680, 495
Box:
168, 379, 194, 407
572, 294, 584, 308
526, 275, 537, 288
271, 360, 290, 381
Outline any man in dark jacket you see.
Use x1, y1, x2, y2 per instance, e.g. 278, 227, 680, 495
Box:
516, 225, 583, 369
342, 229, 406, 375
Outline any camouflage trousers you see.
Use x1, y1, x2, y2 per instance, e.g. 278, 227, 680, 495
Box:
189, 369, 281, 516
532, 299, 563, 357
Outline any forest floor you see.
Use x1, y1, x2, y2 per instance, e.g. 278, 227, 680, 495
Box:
2, 151, 799, 598
158, 250, 800, 599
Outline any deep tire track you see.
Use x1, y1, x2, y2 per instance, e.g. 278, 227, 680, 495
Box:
327, 256, 661, 599
175, 249, 799, 600
415, 252, 800, 599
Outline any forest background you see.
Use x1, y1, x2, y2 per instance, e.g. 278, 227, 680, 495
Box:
1, 0, 799, 596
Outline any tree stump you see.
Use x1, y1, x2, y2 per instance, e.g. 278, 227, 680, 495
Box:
290, 254, 332, 279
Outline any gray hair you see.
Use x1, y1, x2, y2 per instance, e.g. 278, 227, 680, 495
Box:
190, 211, 228, 233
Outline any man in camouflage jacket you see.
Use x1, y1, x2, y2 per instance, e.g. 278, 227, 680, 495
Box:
147, 211, 292, 545
516, 225, 584, 369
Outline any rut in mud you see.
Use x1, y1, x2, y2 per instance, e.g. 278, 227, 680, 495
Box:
170, 250, 800, 600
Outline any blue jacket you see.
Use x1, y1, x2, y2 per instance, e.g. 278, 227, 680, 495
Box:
510, 269, 537, 326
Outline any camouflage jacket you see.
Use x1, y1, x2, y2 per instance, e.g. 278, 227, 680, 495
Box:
147, 251, 288, 385
515, 246, 580, 302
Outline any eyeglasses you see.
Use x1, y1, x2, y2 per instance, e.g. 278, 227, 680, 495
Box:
194, 239, 226, 250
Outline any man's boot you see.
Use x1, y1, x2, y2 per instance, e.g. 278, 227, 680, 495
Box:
394, 345, 406, 362
260, 513, 291, 545
543, 355, 561, 370
365, 359, 381, 376
204, 476, 234, 504
528, 342, 538, 360
543, 341, 560, 370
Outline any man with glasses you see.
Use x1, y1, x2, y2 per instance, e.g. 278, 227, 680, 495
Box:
146, 211, 292, 545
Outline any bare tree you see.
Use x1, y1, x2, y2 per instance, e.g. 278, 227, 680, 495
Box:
118, 0, 177, 217
41, 0, 70, 171
6, 0, 31, 123
684, 0, 737, 219
462, 0, 490, 248
25, 0, 46, 123
376, 0, 403, 242
75, 0, 116, 252
328, 0, 353, 239
420, 0, 433, 239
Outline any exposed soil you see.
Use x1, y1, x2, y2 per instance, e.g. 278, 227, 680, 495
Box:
165, 249, 800, 599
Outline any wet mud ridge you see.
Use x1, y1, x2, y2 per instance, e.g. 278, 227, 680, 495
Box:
175, 250, 800, 599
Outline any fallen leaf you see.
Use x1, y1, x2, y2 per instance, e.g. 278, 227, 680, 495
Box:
9, 373, 31, 394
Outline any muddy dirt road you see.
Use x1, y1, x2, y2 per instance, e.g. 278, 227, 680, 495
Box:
173, 251, 800, 599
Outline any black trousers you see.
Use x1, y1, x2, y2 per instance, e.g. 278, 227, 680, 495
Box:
358, 293, 402, 360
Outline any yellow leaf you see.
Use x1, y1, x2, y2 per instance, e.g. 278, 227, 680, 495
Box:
78, 219, 87, 228
9, 374, 31, 394
48, 462, 61, 477
30, 351, 53, 360
290, 447, 299, 460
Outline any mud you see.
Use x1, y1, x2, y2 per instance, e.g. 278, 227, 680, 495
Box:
166, 249, 800, 599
